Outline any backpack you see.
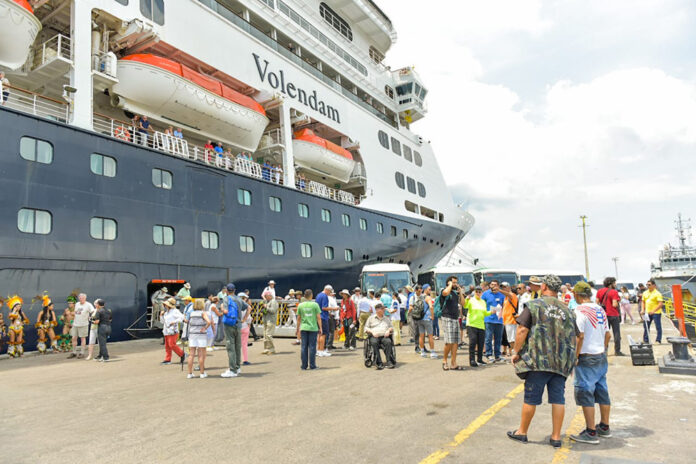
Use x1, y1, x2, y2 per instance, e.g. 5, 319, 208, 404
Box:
434, 294, 450, 319
410, 296, 426, 321
222, 295, 239, 326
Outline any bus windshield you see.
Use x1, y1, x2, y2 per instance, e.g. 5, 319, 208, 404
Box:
435, 273, 475, 293
362, 271, 410, 294
480, 272, 518, 286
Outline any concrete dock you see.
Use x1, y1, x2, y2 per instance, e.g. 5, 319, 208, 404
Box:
1, 319, 694, 464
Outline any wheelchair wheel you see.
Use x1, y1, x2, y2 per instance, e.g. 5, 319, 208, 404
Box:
364, 358, 373, 367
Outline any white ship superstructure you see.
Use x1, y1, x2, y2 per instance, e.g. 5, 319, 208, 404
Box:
651, 214, 696, 302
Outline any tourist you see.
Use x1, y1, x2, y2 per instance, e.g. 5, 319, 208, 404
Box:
439, 276, 463, 370
35, 296, 58, 353
85, 298, 100, 361
430, 286, 440, 340
569, 282, 612, 445
174, 127, 184, 138
262, 161, 272, 181
151, 286, 169, 317
205, 295, 217, 351
640, 279, 664, 344
138, 115, 152, 147
262, 290, 278, 355
364, 303, 395, 369
389, 291, 402, 346
215, 286, 229, 344
177, 282, 191, 300
204, 140, 214, 162
186, 299, 211, 378
528, 276, 542, 299
636, 283, 646, 308
297, 289, 322, 370
398, 287, 408, 329
214, 142, 224, 155
93, 299, 113, 362
482, 280, 506, 362
619, 286, 635, 324
465, 287, 491, 367
357, 289, 374, 340
1, 71, 9, 105
327, 290, 340, 350
315, 285, 332, 357
339, 289, 357, 350
284, 288, 298, 328
410, 285, 425, 353
239, 292, 252, 365
69, 293, 94, 359
7, 296, 29, 357
500, 282, 519, 357
221, 284, 250, 378
58, 296, 76, 352
244, 289, 260, 342
160, 297, 185, 365
275, 164, 283, 184
263, 280, 277, 298
508, 275, 577, 448
418, 285, 437, 359
588, 281, 598, 303
596, 277, 624, 356
0, 309, 4, 355
209, 295, 225, 347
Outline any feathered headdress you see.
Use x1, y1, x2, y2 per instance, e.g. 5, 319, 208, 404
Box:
7, 295, 23, 309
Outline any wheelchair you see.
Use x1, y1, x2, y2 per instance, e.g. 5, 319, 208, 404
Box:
363, 333, 397, 368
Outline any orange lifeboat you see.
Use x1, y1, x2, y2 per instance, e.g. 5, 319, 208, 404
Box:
292, 129, 356, 183
110, 54, 269, 152
0, 0, 42, 70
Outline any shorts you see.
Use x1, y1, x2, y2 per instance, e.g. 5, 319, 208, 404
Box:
441, 317, 460, 344
71, 325, 89, 338
574, 354, 611, 407
524, 371, 567, 405
321, 318, 329, 337
504, 324, 517, 345
88, 326, 98, 345
188, 334, 208, 348
417, 319, 433, 336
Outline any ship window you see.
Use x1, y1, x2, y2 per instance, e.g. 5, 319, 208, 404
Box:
417, 182, 426, 198
324, 246, 334, 260
298, 203, 309, 218
378, 131, 389, 149
341, 213, 351, 227
152, 168, 172, 189
404, 201, 419, 214
201, 231, 219, 250
403, 229, 408, 239
359, 218, 367, 230
90, 153, 117, 177
240, 235, 255, 253
301, 243, 312, 258
237, 189, 252, 206
271, 239, 285, 256
321, 208, 331, 223
17, 208, 52, 235
140, 0, 164, 25
20, 137, 53, 164
376, 222, 384, 234
414, 151, 422, 167
438, 213, 444, 223
153, 225, 174, 246
384, 85, 394, 99
395, 172, 405, 189
90, 217, 117, 241
390, 226, 397, 236
269, 196, 282, 212
407, 177, 416, 194
345, 249, 353, 262
403, 146, 413, 162
391, 137, 401, 156
396, 83, 413, 96
370, 46, 385, 64
319, 2, 353, 41
115, 0, 128, 4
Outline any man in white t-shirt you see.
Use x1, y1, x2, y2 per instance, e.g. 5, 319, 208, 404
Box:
327, 290, 340, 350
68, 293, 95, 359
570, 281, 612, 445
263, 280, 277, 299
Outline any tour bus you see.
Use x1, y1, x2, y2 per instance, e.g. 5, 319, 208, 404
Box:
360, 264, 413, 295
418, 266, 475, 295
518, 270, 586, 286
473, 268, 519, 286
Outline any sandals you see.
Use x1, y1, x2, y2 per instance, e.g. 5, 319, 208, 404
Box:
451, 365, 465, 371
442, 363, 450, 371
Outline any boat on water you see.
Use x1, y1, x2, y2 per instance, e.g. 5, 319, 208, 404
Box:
0, 0, 474, 350
651, 214, 696, 302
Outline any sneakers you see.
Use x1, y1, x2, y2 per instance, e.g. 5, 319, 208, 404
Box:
160, 361, 172, 365
95, 357, 103, 362
187, 373, 196, 379
596, 423, 612, 437
430, 351, 438, 359
415, 348, 421, 355
199, 373, 208, 379
420, 351, 427, 357
261, 350, 270, 355
85, 355, 92, 361
220, 369, 238, 378
317, 350, 331, 357
67, 353, 77, 359
349, 346, 355, 351
243, 361, 251, 365
469, 361, 478, 367
570, 429, 600, 444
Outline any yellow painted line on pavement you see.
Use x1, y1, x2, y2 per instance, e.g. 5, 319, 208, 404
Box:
551, 407, 585, 464
420, 383, 525, 464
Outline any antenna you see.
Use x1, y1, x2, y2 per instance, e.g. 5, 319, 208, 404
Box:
675, 213, 692, 250
579, 215, 590, 281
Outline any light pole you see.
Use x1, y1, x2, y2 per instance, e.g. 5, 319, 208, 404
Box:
580, 215, 590, 281
612, 257, 619, 280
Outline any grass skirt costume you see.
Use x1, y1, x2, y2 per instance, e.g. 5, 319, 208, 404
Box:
35, 295, 58, 353
57, 295, 77, 351
7, 296, 29, 357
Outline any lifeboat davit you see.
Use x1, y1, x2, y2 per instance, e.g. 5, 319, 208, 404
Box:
292, 129, 356, 183
110, 54, 269, 152
0, 0, 42, 70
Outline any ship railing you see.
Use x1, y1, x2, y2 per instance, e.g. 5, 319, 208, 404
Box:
1, 84, 69, 122
92, 51, 117, 77
153, 131, 189, 157
34, 33, 72, 69
297, 179, 356, 205
258, 128, 284, 149
665, 298, 696, 323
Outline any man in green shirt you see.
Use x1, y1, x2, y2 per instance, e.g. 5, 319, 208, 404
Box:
296, 289, 323, 370
465, 286, 493, 367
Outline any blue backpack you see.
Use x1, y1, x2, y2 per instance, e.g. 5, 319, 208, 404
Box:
223, 295, 239, 326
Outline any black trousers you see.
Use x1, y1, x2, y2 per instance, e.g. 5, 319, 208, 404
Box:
343, 318, 356, 348
98, 325, 111, 360
607, 315, 622, 354
369, 336, 394, 366
249, 322, 258, 340
467, 326, 485, 362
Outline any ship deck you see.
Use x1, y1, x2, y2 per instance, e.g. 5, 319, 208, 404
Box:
1, 311, 694, 464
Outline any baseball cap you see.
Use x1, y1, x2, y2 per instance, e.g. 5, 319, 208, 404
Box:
572, 281, 592, 297
422, 284, 431, 291
501, 281, 510, 287
226, 283, 236, 291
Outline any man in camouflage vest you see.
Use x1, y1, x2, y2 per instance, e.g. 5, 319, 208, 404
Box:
507, 274, 577, 448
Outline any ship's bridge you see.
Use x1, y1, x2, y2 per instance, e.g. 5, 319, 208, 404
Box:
393, 67, 427, 124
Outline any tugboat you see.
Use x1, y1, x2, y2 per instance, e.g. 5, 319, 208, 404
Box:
651, 214, 696, 302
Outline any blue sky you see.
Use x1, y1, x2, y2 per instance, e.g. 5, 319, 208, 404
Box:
382, 0, 696, 282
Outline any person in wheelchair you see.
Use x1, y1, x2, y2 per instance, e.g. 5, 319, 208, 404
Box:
364, 303, 396, 369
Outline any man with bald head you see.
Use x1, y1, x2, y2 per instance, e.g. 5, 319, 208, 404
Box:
315, 285, 333, 357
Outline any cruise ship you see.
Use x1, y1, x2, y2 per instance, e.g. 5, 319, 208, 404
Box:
0, 0, 474, 346
651, 214, 696, 302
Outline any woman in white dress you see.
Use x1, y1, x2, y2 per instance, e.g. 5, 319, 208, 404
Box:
185, 299, 211, 378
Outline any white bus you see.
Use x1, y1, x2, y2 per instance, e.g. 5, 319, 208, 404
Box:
418, 266, 476, 294
360, 264, 413, 294
473, 268, 519, 286
518, 269, 586, 286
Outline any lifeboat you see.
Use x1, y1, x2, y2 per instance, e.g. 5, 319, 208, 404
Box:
0, 0, 42, 70
292, 128, 356, 183
110, 54, 269, 152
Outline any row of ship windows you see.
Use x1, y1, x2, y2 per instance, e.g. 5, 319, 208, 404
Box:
377, 131, 423, 167
395, 173, 426, 198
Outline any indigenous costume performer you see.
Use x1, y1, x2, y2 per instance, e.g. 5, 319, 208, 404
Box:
0, 300, 5, 355
58, 296, 76, 352
35, 295, 58, 353
7, 296, 30, 357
